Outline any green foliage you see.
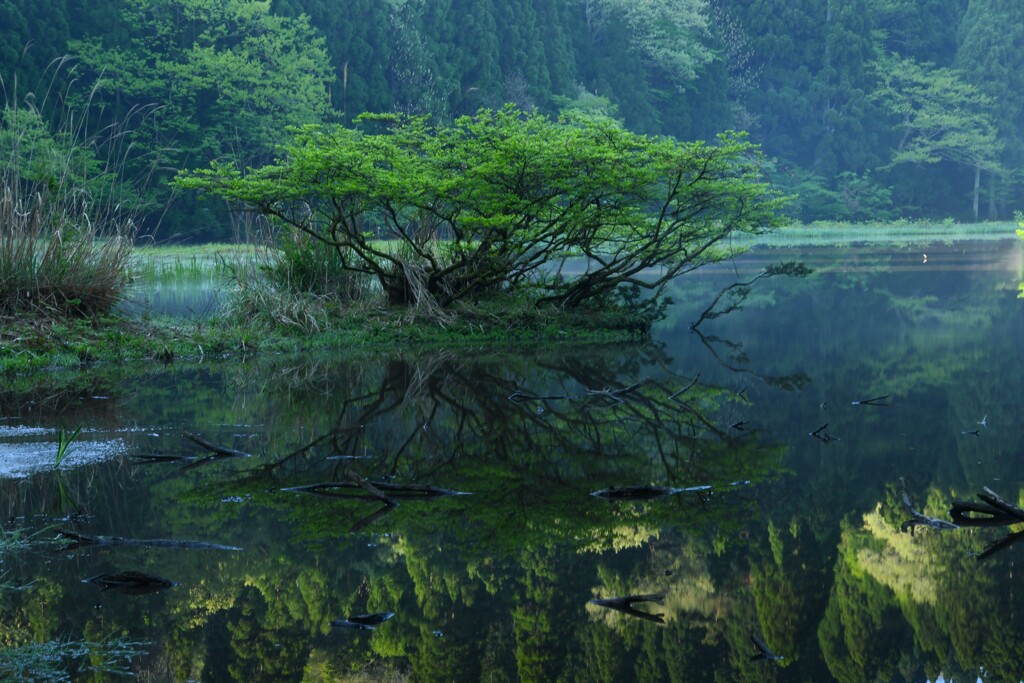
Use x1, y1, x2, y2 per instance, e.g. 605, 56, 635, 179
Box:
872, 53, 1002, 219
779, 168, 897, 223
584, 0, 715, 88
70, 0, 334, 167
53, 425, 82, 469
176, 107, 785, 317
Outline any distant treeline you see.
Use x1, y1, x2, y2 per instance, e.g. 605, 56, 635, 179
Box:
2, 0, 1020, 240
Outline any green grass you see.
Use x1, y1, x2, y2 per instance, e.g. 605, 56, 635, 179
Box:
132, 242, 254, 281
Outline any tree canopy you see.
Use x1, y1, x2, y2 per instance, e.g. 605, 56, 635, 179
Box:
175, 107, 784, 311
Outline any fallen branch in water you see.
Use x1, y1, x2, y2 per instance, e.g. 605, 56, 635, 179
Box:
281, 481, 471, 500
589, 593, 665, 624
949, 487, 1024, 527
346, 469, 399, 507
507, 390, 570, 404
83, 570, 177, 595
899, 478, 958, 535
948, 486, 1024, 561
57, 529, 241, 551
750, 632, 785, 663
583, 378, 651, 406
590, 485, 709, 501
181, 431, 252, 458
851, 394, 891, 406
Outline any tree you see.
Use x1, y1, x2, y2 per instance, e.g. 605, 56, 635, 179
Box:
872, 54, 1002, 221
954, 0, 1024, 218
175, 107, 785, 313
69, 0, 334, 168
584, 0, 714, 89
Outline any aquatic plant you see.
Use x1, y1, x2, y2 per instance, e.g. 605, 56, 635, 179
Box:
0, 61, 153, 317
53, 425, 82, 469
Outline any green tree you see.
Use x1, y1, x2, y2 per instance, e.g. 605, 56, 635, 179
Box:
175, 107, 784, 314
584, 0, 714, 89
954, 0, 1024, 219
872, 54, 1003, 221
70, 0, 334, 167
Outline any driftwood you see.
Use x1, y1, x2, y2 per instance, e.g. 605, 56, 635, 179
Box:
949, 487, 1024, 526
331, 611, 395, 631
181, 430, 252, 458
590, 485, 709, 501
281, 481, 471, 500
809, 422, 838, 444
589, 593, 665, 624
899, 479, 958, 535
583, 379, 651, 407
83, 570, 176, 595
507, 390, 570, 404
750, 632, 785, 663
57, 529, 242, 552
948, 487, 1024, 561
851, 394, 891, 406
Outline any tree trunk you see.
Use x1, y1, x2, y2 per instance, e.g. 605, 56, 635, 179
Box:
988, 170, 997, 220
972, 163, 981, 222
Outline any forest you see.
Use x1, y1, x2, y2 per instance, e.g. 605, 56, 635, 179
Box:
2, 0, 1020, 242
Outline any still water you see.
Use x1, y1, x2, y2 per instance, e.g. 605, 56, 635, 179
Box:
1, 240, 1023, 682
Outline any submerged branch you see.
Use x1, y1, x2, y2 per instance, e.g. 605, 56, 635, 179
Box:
181, 430, 253, 458
57, 529, 242, 551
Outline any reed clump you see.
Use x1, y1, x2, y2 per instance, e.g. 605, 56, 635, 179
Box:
0, 65, 147, 317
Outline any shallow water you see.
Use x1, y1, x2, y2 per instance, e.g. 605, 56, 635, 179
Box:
1, 239, 1023, 682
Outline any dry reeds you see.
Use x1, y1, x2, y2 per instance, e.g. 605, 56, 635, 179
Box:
0, 60, 154, 317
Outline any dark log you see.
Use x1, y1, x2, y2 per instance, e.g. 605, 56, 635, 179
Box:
949, 500, 1019, 528
590, 485, 708, 500
977, 487, 1024, 522
181, 430, 252, 458
83, 570, 176, 595
589, 593, 665, 624
750, 632, 785, 662
345, 469, 399, 507
346, 611, 395, 627
281, 481, 471, 499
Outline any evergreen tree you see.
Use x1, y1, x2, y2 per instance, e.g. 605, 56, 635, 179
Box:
954, 0, 1024, 218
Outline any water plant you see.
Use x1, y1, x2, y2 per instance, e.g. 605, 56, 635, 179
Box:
53, 425, 82, 469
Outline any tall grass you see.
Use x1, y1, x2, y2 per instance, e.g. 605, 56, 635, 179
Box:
0, 61, 153, 317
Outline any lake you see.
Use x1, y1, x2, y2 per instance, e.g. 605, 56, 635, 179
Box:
2, 239, 1023, 682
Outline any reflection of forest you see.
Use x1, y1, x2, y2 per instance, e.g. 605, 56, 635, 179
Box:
3, 242, 1024, 681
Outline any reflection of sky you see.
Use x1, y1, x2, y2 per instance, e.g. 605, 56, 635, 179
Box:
0, 426, 129, 478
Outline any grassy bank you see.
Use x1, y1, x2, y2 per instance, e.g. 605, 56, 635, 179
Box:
0, 302, 653, 376
4, 222, 1018, 376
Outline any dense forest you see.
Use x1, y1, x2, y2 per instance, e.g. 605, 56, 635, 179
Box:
2, 0, 1020, 240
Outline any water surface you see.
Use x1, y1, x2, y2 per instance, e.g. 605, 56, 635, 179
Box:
2, 239, 1023, 682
